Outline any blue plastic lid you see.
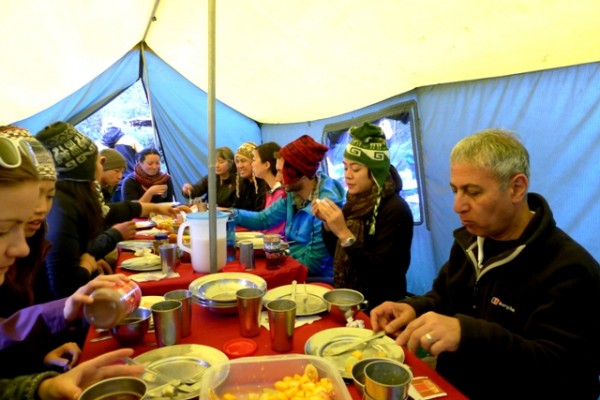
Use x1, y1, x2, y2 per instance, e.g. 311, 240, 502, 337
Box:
187, 211, 229, 220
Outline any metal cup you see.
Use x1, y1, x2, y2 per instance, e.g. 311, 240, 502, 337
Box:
164, 289, 192, 337
159, 243, 178, 274
236, 288, 264, 337
364, 359, 413, 400
239, 240, 254, 270
151, 300, 182, 346
266, 299, 296, 352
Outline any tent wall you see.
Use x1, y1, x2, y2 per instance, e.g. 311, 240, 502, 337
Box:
15, 49, 261, 198
262, 62, 600, 294
12, 46, 599, 295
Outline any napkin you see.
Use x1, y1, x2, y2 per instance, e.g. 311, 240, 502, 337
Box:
129, 271, 181, 282
260, 311, 321, 330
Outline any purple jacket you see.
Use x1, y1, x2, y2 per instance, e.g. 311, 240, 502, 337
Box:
0, 298, 67, 350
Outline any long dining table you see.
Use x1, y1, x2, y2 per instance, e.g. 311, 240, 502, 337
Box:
80, 291, 467, 400
116, 250, 308, 296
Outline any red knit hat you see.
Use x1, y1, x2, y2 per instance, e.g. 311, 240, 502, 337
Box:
279, 135, 328, 184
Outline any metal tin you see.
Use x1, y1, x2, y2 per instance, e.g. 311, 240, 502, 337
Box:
239, 240, 254, 270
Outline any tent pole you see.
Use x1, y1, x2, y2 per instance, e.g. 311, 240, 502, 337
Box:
207, 0, 217, 273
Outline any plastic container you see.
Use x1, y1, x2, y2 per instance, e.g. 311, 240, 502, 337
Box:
177, 211, 228, 273
199, 354, 351, 400
83, 281, 142, 329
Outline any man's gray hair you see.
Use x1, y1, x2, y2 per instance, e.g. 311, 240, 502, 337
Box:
450, 129, 530, 187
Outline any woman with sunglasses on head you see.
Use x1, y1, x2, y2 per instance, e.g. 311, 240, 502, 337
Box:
0, 136, 143, 399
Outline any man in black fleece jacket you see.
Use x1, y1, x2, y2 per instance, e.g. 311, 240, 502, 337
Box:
370, 129, 599, 399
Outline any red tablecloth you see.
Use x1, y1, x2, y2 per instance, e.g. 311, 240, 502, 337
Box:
116, 251, 308, 296
81, 300, 467, 399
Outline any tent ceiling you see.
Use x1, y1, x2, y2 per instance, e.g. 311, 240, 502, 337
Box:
3, 0, 600, 125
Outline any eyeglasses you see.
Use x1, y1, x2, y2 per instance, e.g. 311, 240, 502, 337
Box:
0, 137, 40, 169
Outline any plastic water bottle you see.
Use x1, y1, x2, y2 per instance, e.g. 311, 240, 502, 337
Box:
226, 213, 236, 262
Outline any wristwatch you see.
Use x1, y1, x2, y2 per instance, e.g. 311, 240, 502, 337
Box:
341, 235, 356, 248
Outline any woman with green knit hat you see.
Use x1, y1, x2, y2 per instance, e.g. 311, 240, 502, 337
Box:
312, 121, 414, 311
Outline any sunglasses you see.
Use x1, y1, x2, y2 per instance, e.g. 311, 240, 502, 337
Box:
0, 136, 40, 169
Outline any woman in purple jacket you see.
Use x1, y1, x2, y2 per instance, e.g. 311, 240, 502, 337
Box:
0, 132, 142, 399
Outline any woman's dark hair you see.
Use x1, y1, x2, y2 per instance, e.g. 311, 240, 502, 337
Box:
137, 147, 161, 163
256, 142, 281, 176
389, 165, 403, 193
55, 180, 104, 241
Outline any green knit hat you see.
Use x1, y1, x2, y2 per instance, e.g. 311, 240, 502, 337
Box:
343, 121, 390, 190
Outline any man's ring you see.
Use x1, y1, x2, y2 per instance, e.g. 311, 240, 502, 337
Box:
424, 333, 435, 344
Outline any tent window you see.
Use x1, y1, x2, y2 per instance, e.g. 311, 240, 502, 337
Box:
75, 80, 166, 170
321, 101, 425, 225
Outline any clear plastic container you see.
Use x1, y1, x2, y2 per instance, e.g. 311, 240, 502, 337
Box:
83, 281, 142, 329
199, 354, 351, 400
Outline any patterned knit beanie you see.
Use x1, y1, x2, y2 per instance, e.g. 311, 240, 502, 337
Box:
36, 122, 98, 182
279, 135, 328, 184
236, 142, 257, 161
344, 122, 390, 190
100, 148, 126, 171
235, 142, 258, 196
0, 125, 57, 181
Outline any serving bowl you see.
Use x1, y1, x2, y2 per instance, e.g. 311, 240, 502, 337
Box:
110, 307, 151, 346
79, 376, 147, 400
323, 289, 368, 324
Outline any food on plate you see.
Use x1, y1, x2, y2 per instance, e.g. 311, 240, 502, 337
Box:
151, 213, 184, 232
343, 348, 387, 373
212, 364, 334, 400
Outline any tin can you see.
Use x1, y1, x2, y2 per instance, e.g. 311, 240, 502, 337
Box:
239, 240, 254, 270
83, 281, 142, 329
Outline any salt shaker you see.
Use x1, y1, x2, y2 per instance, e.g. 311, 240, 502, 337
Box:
239, 240, 254, 270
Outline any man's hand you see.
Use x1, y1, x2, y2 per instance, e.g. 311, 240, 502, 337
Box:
396, 311, 461, 356
370, 301, 417, 338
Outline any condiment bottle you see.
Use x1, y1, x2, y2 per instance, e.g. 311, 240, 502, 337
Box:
153, 233, 169, 254
83, 281, 142, 329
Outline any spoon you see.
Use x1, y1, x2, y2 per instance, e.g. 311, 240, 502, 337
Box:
291, 280, 297, 303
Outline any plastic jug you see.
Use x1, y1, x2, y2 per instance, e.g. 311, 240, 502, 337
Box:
177, 211, 229, 273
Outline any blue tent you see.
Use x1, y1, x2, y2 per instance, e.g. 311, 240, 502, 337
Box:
4, 2, 599, 294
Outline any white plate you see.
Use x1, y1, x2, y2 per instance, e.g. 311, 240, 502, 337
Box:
235, 231, 264, 241
117, 240, 154, 252
188, 273, 267, 302
134, 344, 228, 400
135, 220, 156, 229
140, 296, 165, 309
120, 254, 162, 271
304, 327, 405, 380
263, 284, 330, 316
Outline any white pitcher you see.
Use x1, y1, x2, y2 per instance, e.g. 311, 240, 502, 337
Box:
177, 211, 229, 273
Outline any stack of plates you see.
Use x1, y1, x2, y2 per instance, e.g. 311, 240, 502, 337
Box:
188, 273, 267, 315
120, 254, 162, 272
